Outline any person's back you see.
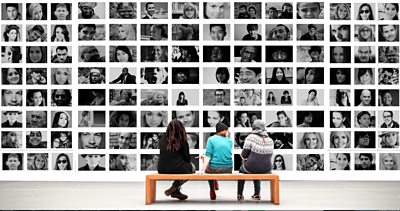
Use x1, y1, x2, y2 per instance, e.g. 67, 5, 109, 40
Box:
241, 133, 274, 173
237, 120, 274, 201
158, 134, 192, 174
206, 134, 233, 168
157, 119, 195, 201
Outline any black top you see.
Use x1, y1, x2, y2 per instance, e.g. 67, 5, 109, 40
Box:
157, 135, 192, 174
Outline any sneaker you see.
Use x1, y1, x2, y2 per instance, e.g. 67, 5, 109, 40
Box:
210, 189, 216, 200
251, 195, 261, 201
171, 190, 188, 200
215, 180, 219, 190
237, 195, 244, 201
164, 186, 178, 196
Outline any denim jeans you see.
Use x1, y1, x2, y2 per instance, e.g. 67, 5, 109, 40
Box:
237, 164, 261, 196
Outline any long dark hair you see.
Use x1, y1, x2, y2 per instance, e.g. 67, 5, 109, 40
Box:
166, 119, 187, 151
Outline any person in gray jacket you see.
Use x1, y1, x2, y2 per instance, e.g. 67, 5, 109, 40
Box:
237, 120, 274, 201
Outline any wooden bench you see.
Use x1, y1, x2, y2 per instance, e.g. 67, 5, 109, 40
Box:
145, 173, 280, 205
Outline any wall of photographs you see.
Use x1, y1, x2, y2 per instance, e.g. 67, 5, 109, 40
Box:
1, 0, 400, 181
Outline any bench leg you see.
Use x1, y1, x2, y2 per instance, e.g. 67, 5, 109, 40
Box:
270, 179, 280, 205
145, 178, 156, 205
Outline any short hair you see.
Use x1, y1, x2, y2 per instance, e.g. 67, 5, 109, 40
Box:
309, 46, 321, 54
359, 153, 373, 161
239, 5, 247, 10
248, 6, 256, 13
308, 24, 317, 30
145, 2, 154, 10
283, 90, 289, 95
357, 111, 371, 123
6, 3, 19, 9
79, 24, 96, 32
56, 3, 68, 9
308, 89, 317, 96
7, 153, 19, 160
247, 24, 258, 32
214, 89, 225, 96
210, 24, 226, 32
246, 67, 261, 75
282, 3, 292, 10
56, 46, 68, 52
269, 7, 277, 12
383, 110, 393, 117
297, 2, 321, 11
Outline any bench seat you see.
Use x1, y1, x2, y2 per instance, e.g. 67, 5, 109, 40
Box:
145, 173, 279, 205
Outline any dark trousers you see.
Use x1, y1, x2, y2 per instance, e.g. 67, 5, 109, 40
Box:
237, 165, 261, 195
171, 162, 196, 190
205, 165, 232, 190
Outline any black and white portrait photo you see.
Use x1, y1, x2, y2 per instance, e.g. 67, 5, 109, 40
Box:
109, 154, 136, 171
203, 67, 230, 84
234, 24, 262, 41
140, 2, 168, 19
78, 2, 106, 19
172, 67, 199, 84
141, 89, 168, 106
109, 132, 137, 149
203, 89, 230, 106
140, 67, 168, 84
202, 110, 230, 127
234, 89, 262, 106
297, 67, 324, 84
203, 46, 230, 62
109, 24, 136, 41
234, 2, 261, 19
297, 154, 324, 171
297, 46, 324, 62
78, 110, 106, 128
265, 111, 293, 127
297, 111, 324, 127
330, 24, 350, 42
78, 89, 105, 106
109, 89, 136, 106
203, 24, 230, 41
298, 24, 324, 41
266, 24, 292, 41
109, 2, 136, 19
109, 110, 137, 127
110, 67, 136, 84
172, 89, 199, 106
330, 89, 351, 107
51, 3, 71, 20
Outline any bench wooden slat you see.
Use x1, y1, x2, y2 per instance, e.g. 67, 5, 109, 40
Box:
145, 173, 280, 205
147, 173, 279, 180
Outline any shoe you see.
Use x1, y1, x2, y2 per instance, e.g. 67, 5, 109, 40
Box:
164, 186, 178, 196
215, 180, 219, 190
171, 189, 188, 200
210, 189, 216, 200
237, 194, 244, 201
251, 195, 261, 201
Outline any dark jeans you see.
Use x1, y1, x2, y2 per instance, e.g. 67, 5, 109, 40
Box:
237, 165, 261, 196
205, 165, 232, 190
171, 162, 196, 190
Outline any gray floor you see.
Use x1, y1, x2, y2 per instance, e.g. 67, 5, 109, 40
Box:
0, 181, 399, 210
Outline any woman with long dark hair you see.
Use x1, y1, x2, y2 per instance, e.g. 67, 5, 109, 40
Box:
158, 119, 195, 201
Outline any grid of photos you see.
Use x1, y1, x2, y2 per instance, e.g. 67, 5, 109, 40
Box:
1, 1, 399, 178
